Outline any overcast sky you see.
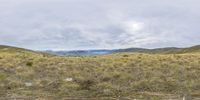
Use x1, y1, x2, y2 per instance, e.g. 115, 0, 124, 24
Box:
0, 0, 200, 50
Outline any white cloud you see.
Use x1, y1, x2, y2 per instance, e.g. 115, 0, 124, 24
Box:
0, 0, 200, 50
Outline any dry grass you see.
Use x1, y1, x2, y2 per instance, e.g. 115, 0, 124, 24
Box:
0, 46, 200, 99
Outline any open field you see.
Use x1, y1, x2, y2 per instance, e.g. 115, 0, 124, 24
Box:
1, 45, 200, 99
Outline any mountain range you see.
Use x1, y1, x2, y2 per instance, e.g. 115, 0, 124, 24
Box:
44, 45, 200, 56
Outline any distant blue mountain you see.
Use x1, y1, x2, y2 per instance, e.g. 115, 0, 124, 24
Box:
43, 45, 200, 56
43, 48, 156, 56
44, 49, 115, 56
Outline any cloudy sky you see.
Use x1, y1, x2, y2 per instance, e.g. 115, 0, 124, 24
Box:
0, 0, 200, 50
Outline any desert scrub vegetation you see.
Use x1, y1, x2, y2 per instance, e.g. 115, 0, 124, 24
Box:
1, 46, 200, 99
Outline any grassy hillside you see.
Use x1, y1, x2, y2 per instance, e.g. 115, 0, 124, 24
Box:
116, 45, 200, 54
0, 45, 32, 52
1, 45, 200, 99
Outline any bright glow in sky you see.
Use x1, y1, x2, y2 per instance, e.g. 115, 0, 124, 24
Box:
126, 21, 145, 33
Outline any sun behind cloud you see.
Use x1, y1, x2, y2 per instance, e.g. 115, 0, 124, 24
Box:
125, 21, 145, 33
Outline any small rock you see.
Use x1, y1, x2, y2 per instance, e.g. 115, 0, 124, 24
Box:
64, 78, 73, 82
25, 82, 32, 87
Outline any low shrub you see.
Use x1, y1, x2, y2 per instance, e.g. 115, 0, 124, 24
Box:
26, 62, 33, 66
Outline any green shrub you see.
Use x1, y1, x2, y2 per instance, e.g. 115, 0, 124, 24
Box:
26, 62, 33, 66
123, 54, 129, 57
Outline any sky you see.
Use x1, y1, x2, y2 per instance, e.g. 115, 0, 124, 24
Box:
0, 0, 200, 50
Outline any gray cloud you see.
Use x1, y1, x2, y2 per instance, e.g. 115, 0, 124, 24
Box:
0, 0, 200, 50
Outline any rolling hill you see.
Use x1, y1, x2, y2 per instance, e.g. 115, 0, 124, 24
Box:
44, 45, 200, 56
115, 45, 200, 54
1, 45, 200, 99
